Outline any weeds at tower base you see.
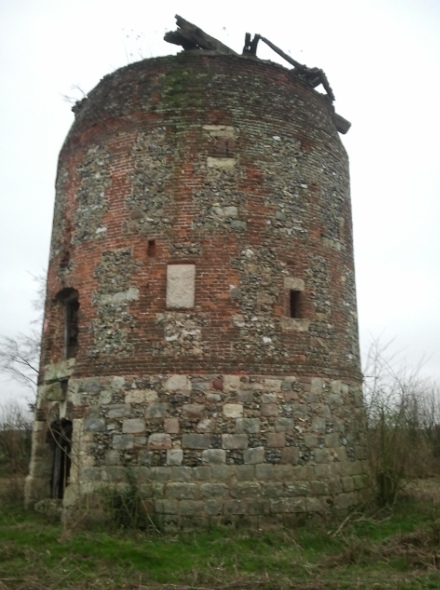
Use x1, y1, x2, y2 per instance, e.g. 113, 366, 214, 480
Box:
2, 403, 440, 588
105, 469, 161, 532
1, 483, 440, 590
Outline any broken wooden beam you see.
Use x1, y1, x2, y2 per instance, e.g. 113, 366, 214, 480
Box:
242, 33, 336, 102
164, 17, 349, 133
333, 113, 351, 134
164, 15, 237, 54
243, 33, 260, 55
252, 35, 305, 71
300, 67, 335, 102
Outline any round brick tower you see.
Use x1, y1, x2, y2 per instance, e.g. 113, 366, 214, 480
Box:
26, 50, 367, 525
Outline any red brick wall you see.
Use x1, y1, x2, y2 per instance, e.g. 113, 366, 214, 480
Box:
40, 53, 360, 383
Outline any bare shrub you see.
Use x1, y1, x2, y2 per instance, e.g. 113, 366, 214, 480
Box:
0, 400, 32, 475
105, 470, 159, 531
0, 273, 44, 397
0, 333, 40, 394
0, 401, 32, 506
364, 339, 440, 506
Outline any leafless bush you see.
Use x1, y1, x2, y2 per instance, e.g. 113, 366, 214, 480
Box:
0, 332, 40, 393
0, 400, 33, 475
364, 338, 440, 505
0, 400, 32, 506
0, 272, 44, 397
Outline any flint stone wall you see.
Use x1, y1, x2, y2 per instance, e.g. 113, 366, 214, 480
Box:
40, 53, 360, 380
28, 368, 367, 525
27, 52, 368, 524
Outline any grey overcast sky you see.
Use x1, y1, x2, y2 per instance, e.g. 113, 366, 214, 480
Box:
1, 0, 440, 403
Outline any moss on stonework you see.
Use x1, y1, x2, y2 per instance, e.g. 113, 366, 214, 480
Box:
161, 65, 209, 113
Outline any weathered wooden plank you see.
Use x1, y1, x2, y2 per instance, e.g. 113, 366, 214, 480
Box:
243, 32, 260, 55
243, 34, 336, 102
164, 15, 237, 55
333, 113, 351, 134
255, 35, 304, 70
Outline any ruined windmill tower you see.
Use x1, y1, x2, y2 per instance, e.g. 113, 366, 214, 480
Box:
26, 17, 367, 525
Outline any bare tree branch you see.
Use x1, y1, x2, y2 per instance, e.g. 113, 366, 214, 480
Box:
363, 336, 440, 504
0, 273, 44, 395
0, 331, 40, 391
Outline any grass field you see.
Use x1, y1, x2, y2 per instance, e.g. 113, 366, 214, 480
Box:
1, 478, 440, 590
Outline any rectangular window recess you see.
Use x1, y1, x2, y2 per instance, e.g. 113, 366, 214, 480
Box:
60, 379, 69, 398
147, 240, 156, 257
290, 290, 301, 318
65, 298, 79, 359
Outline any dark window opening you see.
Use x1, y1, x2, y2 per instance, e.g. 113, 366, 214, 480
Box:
59, 249, 70, 269
65, 297, 79, 359
210, 138, 236, 158
60, 379, 68, 398
147, 240, 156, 257
289, 290, 301, 318
56, 288, 79, 360
48, 418, 72, 500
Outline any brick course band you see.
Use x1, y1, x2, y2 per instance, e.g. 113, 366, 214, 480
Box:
26, 52, 368, 525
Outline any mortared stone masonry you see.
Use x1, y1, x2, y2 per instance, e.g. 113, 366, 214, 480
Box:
26, 51, 368, 526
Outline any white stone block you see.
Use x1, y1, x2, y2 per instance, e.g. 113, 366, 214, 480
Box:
223, 375, 242, 391
207, 157, 236, 169
202, 125, 235, 138
122, 418, 145, 434
125, 389, 158, 404
164, 375, 191, 393
223, 404, 243, 418
264, 378, 282, 391
167, 449, 183, 466
284, 277, 305, 291
166, 264, 195, 309
100, 287, 139, 304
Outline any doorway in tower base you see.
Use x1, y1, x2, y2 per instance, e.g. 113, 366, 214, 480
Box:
48, 418, 72, 499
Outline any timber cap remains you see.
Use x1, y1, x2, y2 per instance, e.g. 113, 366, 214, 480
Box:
164, 15, 351, 134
